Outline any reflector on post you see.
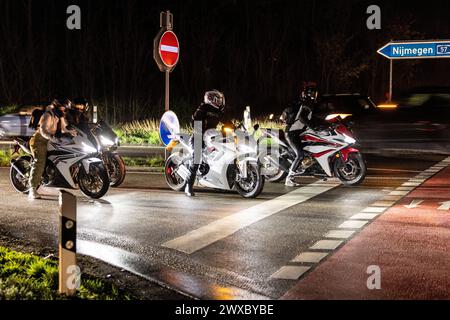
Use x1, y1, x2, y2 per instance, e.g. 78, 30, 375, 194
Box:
59, 190, 78, 296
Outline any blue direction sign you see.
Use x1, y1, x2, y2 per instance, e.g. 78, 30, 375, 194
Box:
378, 40, 450, 59
159, 111, 180, 146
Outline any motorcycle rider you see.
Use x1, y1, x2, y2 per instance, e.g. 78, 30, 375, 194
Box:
67, 97, 90, 133
281, 82, 319, 187
28, 98, 76, 200
185, 89, 226, 197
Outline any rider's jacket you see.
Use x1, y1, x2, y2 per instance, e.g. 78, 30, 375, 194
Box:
38, 107, 70, 140
281, 100, 313, 132
192, 103, 224, 132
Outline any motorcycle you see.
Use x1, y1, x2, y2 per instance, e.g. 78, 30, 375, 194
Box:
90, 120, 126, 187
10, 128, 110, 199
258, 117, 366, 185
164, 124, 265, 198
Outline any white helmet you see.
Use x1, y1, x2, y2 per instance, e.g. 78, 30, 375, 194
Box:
204, 89, 225, 110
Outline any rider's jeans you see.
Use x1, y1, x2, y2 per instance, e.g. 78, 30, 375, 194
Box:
29, 131, 49, 189
286, 129, 305, 173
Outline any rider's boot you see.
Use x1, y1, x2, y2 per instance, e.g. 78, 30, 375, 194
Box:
185, 172, 196, 197
28, 187, 42, 200
285, 171, 301, 187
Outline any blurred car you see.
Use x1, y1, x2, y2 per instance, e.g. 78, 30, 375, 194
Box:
0, 103, 48, 139
362, 86, 450, 152
314, 93, 378, 122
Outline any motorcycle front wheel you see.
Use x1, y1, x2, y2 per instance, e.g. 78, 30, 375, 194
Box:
10, 156, 32, 193
106, 153, 126, 187
235, 162, 265, 198
165, 152, 187, 191
78, 162, 110, 199
333, 152, 366, 186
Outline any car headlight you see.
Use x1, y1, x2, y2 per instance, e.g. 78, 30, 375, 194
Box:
100, 135, 115, 147
343, 134, 356, 144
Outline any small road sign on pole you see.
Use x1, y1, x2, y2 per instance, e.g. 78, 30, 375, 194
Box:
153, 10, 180, 112
377, 40, 450, 59
377, 40, 450, 101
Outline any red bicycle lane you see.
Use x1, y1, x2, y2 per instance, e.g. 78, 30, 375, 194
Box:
281, 166, 450, 300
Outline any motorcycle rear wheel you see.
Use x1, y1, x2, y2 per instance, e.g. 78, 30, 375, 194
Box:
107, 153, 126, 187
259, 151, 288, 183
165, 152, 187, 191
10, 157, 32, 193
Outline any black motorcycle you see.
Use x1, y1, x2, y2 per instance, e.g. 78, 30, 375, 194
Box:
90, 120, 126, 187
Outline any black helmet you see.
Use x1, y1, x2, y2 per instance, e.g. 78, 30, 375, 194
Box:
204, 89, 225, 111
300, 82, 318, 105
51, 98, 72, 109
73, 97, 89, 111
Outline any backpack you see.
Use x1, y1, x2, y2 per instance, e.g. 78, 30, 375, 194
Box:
28, 108, 45, 130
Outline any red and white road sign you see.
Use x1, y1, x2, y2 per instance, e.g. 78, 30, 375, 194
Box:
159, 31, 180, 68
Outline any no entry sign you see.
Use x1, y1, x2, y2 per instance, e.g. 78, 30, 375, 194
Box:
159, 31, 180, 68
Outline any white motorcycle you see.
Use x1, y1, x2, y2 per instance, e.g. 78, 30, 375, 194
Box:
258, 118, 366, 185
10, 128, 110, 199
164, 124, 265, 198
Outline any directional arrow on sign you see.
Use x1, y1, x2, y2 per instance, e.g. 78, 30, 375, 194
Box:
404, 199, 424, 209
437, 201, 450, 211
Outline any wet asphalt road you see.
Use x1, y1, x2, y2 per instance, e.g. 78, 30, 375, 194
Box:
0, 154, 445, 299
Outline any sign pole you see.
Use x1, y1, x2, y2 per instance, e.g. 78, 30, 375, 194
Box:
58, 190, 77, 296
389, 59, 393, 101
165, 70, 170, 112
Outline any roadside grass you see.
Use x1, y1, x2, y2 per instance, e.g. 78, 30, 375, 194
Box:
0, 149, 23, 167
122, 156, 165, 168
0, 246, 131, 300
114, 118, 283, 146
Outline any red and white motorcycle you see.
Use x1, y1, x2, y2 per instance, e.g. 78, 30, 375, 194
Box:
257, 118, 366, 185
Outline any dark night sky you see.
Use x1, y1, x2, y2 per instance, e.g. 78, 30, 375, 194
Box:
0, 0, 449, 123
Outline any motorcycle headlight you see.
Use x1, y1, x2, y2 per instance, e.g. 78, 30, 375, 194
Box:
100, 135, 115, 147
82, 142, 97, 153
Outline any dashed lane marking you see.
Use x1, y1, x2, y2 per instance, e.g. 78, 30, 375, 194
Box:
309, 240, 343, 250
338, 220, 369, 229
271, 156, 450, 282
324, 230, 355, 239
291, 252, 329, 264
350, 213, 378, 220
162, 180, 340, 254
270, 266, 311, 280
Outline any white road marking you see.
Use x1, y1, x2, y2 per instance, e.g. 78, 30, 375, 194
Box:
363, 207, 386, 213
390, 190, 410, 196
309, 240, 343, 250
404, 199, 424, 209
438, 201, 450, 211
291, 252, 329, 263
396, 186, 416, 191
402, 182, 422, 187
372, 200, 397, 207
350, 213, 378, 220
162, 180, 339, 254
324, 230, 355, 239
270, 266, 310, 280
383, 195, 404, 201
338, 220, 368, 229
